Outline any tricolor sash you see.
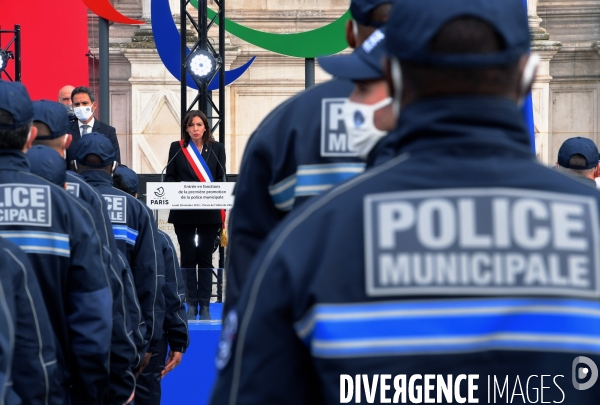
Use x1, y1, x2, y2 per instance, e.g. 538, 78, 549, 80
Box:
180, 140, 227, 245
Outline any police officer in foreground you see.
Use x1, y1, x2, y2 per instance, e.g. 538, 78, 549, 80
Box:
72, 133, 166, 378
555, 137, 600, 188
0, 236, 59, 405
0, 81, 112, 404
26, 140, 140, 404
113, 165, 189, 405
225, 0, 397, 314
210, 0, 600, 403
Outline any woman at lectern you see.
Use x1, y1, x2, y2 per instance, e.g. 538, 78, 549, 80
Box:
165, 110, 226, 320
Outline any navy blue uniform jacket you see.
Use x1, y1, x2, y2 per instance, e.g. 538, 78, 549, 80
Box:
211, 97, 600, 404
0, 237, 60, 405
157, 229, 189, 352
81, 170, 165, 353
0, 151, 111, 405
66, 171, 139, 402
225, 79, 365, 312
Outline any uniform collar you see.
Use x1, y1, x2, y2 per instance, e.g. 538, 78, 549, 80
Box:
80, 169, 113, 186
368, 96, 533, 166
0, 149, 31, 172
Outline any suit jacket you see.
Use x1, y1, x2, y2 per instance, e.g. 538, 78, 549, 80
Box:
66, 119, 121, 165
165, 140, 226, 225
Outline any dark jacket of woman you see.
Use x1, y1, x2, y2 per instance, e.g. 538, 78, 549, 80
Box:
165, 140, 226, 225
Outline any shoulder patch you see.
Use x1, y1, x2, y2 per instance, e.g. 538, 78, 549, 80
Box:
216, 310, 238, 370
65, 182, 80, 197
320, 98, 358, 157
0, 184, 51, 227
103, 194, 127, 223
364, 188, 600, 298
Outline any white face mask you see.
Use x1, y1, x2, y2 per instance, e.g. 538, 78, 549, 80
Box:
74, 105, 93, 122
343, 97, 393, 160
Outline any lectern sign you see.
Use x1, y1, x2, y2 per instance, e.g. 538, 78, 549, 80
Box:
147, 182, 235, 210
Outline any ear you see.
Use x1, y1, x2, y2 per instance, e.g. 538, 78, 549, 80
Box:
64, 134, 73, 150
24, 126, 38, 152
383, 57, 394, 99
346, 20, 357, 49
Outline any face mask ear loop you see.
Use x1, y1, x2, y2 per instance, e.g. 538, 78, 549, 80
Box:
352, 20, 359, 44
73, 161, 78, 172
518, 53, 540, 107
111, 161, 117, 176
390, 58, 403, 120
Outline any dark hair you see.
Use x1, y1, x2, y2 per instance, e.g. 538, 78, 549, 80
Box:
0, 109, 30, 150
181, 110, 213, 146
401, 17, 520, 97
568, 154, 590, 169
369, 3, 392, 25
71, 86, 95, 103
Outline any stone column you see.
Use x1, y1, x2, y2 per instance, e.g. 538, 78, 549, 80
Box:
528, 0, 562, 164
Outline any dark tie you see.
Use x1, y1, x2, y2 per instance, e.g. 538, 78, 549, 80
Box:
81, 125, 90, 135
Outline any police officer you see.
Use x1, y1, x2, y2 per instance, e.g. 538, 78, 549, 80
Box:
225, 0, 397, 314
318, 28, 396, 161
112, 165, 189, 405
210, 0, 600, 403
555, 137, 600, 188
0, 81, 112, 404
0, 236, 59, 405
31, 100, 141, 404
72, 133, 166, 377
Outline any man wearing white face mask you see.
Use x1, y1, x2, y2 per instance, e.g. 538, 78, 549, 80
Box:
66, 86, 121, 165
319, 28, 396, 160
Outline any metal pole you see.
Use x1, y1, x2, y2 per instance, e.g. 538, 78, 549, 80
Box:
305, 57, 315, 89
198, 0, 208, 116
180, 0, 187, 127
99, 18, 110, 123
218, 0, 225, 145
14, 25, 21, 82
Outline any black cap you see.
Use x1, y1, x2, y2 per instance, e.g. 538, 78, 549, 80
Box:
319, 29, 386, 81
74, 132, 117, 166
115, 165, 139, 194
350, 0, 392, 28
33, 100, 70, 140
385, 0, 529, 67
0, 81, 33, 129
558, 137, 599, 170
27, 145, 67, 186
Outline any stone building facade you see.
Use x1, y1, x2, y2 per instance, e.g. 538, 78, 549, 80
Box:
92, 0, 600, 172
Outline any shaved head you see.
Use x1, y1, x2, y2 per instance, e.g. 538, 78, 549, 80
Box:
58, 85, 75, 106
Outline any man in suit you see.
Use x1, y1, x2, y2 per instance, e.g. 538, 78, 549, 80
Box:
66, 86, 121, 164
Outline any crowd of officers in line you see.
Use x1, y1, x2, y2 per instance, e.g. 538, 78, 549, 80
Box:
0, 81, 189, 405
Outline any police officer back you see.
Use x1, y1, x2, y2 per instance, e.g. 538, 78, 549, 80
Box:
225, 0, 397, 314
73, 133, 166, 376
29, 100, 142, 404
555, 137, 600, 188
210, 0, 600, 403
0, 81, 112, 404
0, 236, 59, 405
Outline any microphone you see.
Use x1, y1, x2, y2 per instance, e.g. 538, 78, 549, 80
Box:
208, 146, 227, 182
161, 146, 183, 182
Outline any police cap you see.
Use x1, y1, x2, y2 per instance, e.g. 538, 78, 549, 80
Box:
74, 132, 117, 166
27, 145, 67, 186
558, 137, 599, 170
319, 29, 386, 81
115, 165, 139, 194
32, 100, 70, 140
351, 0, 392, 28
0, 81, 33, 129
385, 0, 529, 67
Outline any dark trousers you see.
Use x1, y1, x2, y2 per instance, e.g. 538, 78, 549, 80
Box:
174, 224, 220, 308
134, 333, 168, 405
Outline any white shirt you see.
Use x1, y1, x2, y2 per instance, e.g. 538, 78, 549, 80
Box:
78, 117, 95, 137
